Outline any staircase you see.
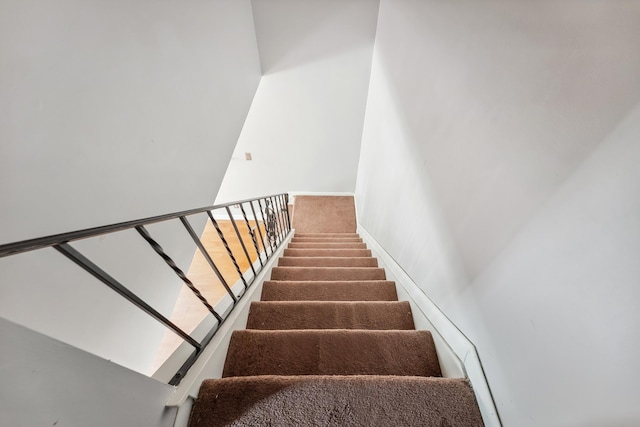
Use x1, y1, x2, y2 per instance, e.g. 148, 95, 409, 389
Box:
188, 196, 484, 426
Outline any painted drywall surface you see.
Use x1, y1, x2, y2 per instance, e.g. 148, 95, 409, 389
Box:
364, 0, 640, 278
356, 0, 640, 425
0, 0, 261, 374
0, 0, 260, 242
457, 104, 640, 426
214, 0, 379, 203
0, 318, 177, 427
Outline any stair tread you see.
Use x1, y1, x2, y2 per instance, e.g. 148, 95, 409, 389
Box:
261, 280, 398, 301
288, 242, 367, 248
223, 329, 441, 378
294, 232, 360, 238
278, 256, 378, 267
292, 237, 363, 242
188, 196, 481, 427
189, 376, 483, 427
284, 248, 372, 257
291, 195, 357, 234
247, 301, 414, 330
271, 266, 386, 281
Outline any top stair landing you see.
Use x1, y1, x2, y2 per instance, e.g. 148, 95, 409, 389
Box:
291, 195, 357, 233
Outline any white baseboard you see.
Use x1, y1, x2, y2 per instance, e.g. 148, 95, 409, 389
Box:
358, 225, 502, 427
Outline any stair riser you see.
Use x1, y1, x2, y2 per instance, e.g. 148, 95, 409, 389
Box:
247, 301, 414, 330
291, 238, 363, 243
271, 267, 386, 281
283, 249, 371, 257
288, 242, 367, 249
278, 257, 378, 267
294, 233, 360, 238
187, 196, 471, 427
261, 281, 399, 301
223, 330, 442, 377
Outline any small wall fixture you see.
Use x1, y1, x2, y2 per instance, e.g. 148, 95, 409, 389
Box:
245, 152, 252, 161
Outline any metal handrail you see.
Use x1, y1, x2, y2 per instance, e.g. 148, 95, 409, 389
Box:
0, 193, 288, 257
0, 193, 292, 386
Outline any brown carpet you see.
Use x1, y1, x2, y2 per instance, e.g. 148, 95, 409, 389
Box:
284, 248, 372, 257
288, 242, 368, 249
189, 196, 484, 427
278, 256, 378, 267
261, 280, 399, 301
223, 329, 441, 377
292, 237, 363, 243
271, 266, 386, 281
295, 232, 360, 238
190, 376, 483, 427
246, 301, 414, 330
291, 196, 357, 233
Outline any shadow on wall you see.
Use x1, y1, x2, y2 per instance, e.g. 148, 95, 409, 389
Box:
373, 0, 640, 278
252, 0, 380, 74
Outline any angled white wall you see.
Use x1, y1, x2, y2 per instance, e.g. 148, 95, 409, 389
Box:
0, 0, 261, 375
215, 0, 379, 203
0, 318, 177, 427
0, 0, 260, 242
356, 0, 640, 425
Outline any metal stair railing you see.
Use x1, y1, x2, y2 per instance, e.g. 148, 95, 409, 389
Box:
0, 193, 292, 385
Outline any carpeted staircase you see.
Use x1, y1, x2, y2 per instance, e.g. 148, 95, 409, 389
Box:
188, 196, 484, 426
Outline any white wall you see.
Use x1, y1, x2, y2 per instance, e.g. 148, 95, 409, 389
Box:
460, 102, 640, 427
0, 318, 177, 427
0, 0, 261, 374
361, 0, 640, 278
356, 1, 640, 425
214, 0, 379, 203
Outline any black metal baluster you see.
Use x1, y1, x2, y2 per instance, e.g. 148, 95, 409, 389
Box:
265, 197, 278, 245
284, 193, 292, 231
0, 194, 338, 388
272, 195, 283, 243
135, 225, 223, 323
225, 206, 257, 280
258, 198, 275, 255
271, 195, 284, 243
277, 194, 288, 240
267, 198, 280, 247
257, 198, 276, 255
239, 203, 264, 268
169, 324, 219, 386
54, 243, 201, 349
179, 216, 237, 304
207, 212, 249, 290
249, 200, 269, 260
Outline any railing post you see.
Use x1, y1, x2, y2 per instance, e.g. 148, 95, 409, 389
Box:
284, 193, 292, 230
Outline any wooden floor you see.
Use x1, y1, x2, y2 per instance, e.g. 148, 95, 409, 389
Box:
152, 219, 267, 373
